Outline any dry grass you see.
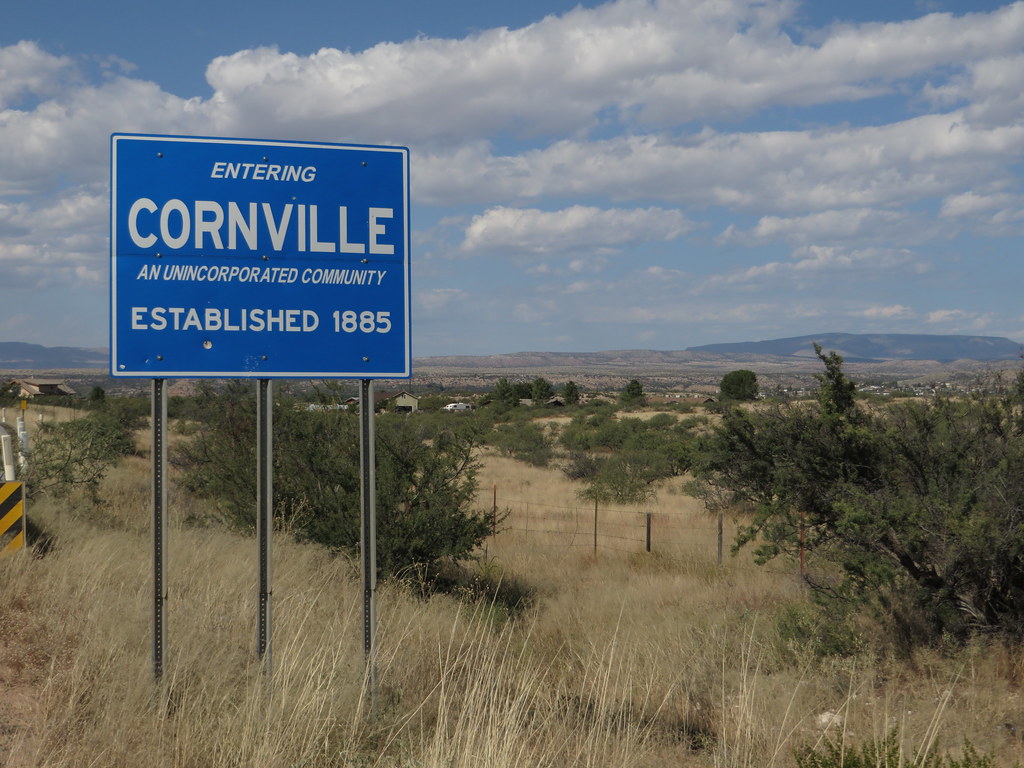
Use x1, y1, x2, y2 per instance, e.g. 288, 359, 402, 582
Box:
0, 441, 1022, 767
3, 403, 83, 433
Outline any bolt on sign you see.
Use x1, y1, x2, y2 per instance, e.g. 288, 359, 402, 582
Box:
110, 134, 411, 379
0, 482, 25, 556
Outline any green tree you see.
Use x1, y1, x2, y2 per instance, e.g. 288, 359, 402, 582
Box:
531, 377, 554, 403
813, 343, 856, 415
0, 381, 17, 407
490, 377, 519, 408
620, 379, 646, 407
562, 380, 581, 405
719, 369, 759, 401
577, 454, 657, 507
694, 355, 1024, 643
512, 381, 534, 401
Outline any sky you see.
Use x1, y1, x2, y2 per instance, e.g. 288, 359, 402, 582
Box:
3, 0, 1024, 358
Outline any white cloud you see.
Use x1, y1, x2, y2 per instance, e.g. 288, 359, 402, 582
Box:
701, 245, 920, 289
925, 308, 995, 332
4, 2, 1023, 211
415, 113, 1024, 213
0, 74, 205, 194
563, 280, 601, 294
459, 205, 692, 256
927, 308, 970, 323
0, 42, 75, 109
938, 190, 1024, 233
718, 208, 920, 246
194, 1, 1024, 142
0, 188, 107, 287
417, 288, 469, 313
925, 51, 1024, 127
939, 190, 1015, 217
862, 304, 914, 319
512, 299, 561, 325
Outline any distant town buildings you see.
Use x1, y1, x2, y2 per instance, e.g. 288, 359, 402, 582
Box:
10, 378, 76, 398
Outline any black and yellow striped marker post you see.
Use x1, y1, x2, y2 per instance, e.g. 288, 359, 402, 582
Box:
0, 482, 25, 556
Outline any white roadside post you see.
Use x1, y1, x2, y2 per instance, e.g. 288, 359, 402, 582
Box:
1, 434, 15, 481
16, 418, 28, 474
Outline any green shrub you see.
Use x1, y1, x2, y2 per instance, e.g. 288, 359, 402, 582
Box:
487, 420, 554, 466
174, 382, 492, 581
561, 450, 604, 481
26, 410, 137, 502
795, 731, 1000, 768
774, 601, 865, 659
695, 349, 1024, 643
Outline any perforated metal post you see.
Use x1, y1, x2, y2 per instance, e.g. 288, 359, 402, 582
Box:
257, 379, 273, 676
152, 379, 168, 681
360, 379, 377, 693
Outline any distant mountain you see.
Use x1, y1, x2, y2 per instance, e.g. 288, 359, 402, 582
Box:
686, 333, 1023, 362
2, 333, 1021, 374
0, 341, 108, 370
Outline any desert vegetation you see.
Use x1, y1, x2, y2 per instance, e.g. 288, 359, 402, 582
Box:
1, 359, 1022, 767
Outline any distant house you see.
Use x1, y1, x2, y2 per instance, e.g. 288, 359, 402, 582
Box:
375, 391, 420, 413
304, 402, 351, 412
12, 379, 76, 398
304, 392, 419, 413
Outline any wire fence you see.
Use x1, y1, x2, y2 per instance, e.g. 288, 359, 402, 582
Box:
484, 491, 805, 580
487, 493, 719, 556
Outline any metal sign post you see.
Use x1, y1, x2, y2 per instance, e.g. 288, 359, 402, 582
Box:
152, 379, 168, 681
257, 379, 273, 673
360, 379, 377, 692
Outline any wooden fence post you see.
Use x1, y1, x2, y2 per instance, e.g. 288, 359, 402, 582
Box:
718, 509, 724, 567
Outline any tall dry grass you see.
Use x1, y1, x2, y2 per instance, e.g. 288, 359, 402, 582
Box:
0, 437, 1021, 766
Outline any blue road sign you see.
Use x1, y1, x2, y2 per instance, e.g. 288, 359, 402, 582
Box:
110, 134, 410, 378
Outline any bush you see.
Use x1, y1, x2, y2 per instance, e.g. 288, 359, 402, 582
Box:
487, 420, 554, 467
174, 382, 492, 581
559, 411, 694, 478
774, 601, 866, 659
26, 410, 137, 501
795, 731, 999, 768
561, 451, 604, 481
695, 348, 1024, 643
